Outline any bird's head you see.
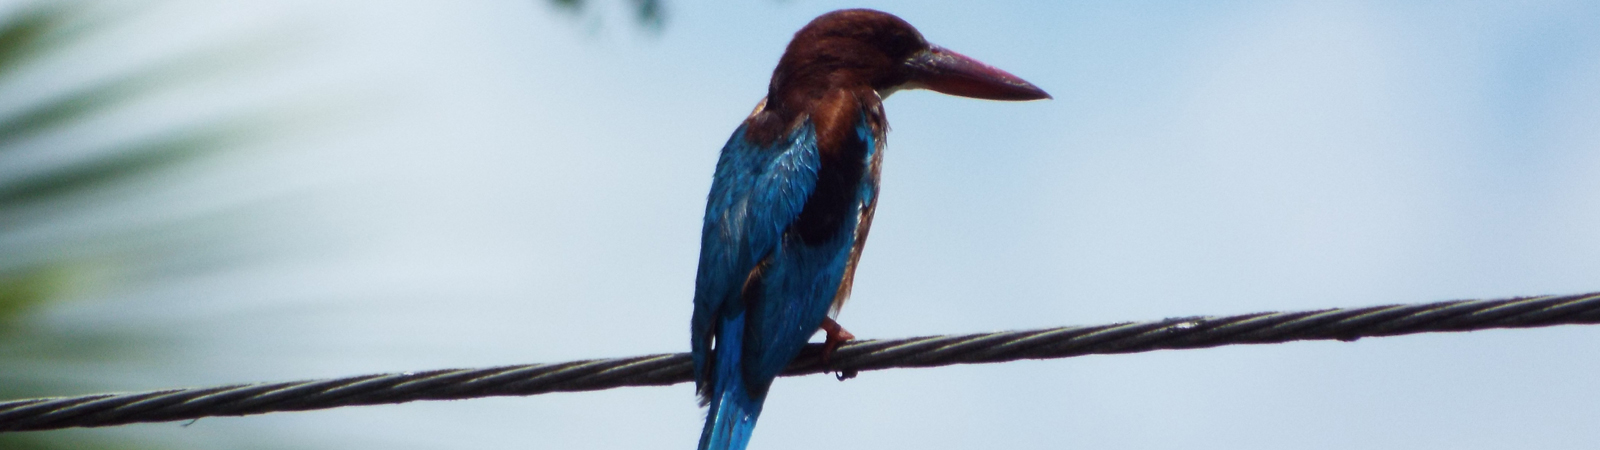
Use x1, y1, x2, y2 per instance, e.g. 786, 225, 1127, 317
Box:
767, 9, 1050, 109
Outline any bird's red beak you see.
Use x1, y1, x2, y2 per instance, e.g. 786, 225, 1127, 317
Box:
902, 45, 1051, 101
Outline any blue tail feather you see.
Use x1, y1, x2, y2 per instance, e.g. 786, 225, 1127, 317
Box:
699, 314, 765, 450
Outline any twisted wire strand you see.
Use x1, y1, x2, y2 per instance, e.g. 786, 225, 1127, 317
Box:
3, 291, 1598, 432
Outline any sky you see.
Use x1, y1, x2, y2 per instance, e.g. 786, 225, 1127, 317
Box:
5, 1, 1600, 449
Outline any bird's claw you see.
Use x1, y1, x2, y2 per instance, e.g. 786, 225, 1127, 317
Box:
819, 318, 855, 378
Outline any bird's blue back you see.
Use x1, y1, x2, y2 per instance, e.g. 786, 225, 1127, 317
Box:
692, 114, 880, 450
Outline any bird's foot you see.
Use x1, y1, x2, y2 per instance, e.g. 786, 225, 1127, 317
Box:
819, 318, 856, 379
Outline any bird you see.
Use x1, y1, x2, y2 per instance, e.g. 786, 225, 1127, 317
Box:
691, 9, 1049, 450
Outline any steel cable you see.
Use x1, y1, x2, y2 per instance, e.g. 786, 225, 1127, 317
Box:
2, 291, 1597, 432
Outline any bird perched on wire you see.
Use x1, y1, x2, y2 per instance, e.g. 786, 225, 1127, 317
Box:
691, 9, 1049, 450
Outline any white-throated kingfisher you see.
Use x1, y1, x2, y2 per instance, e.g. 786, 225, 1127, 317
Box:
691, 9, 1049, 450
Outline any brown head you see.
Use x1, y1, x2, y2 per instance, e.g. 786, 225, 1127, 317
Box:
762, 9, 1050, 120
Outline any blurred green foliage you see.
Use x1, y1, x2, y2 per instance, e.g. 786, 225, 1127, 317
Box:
0, 0, 665, 447
548, 0, 666, 31
0, 4, 244, 449
0, 5, 85, 321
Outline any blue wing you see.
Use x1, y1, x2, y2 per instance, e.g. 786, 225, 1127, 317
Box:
692, 110, 880, 450
691, 119, 821, 400
741, 119, 879, 387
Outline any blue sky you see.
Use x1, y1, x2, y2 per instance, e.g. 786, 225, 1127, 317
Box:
7, 1, 1599, 449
